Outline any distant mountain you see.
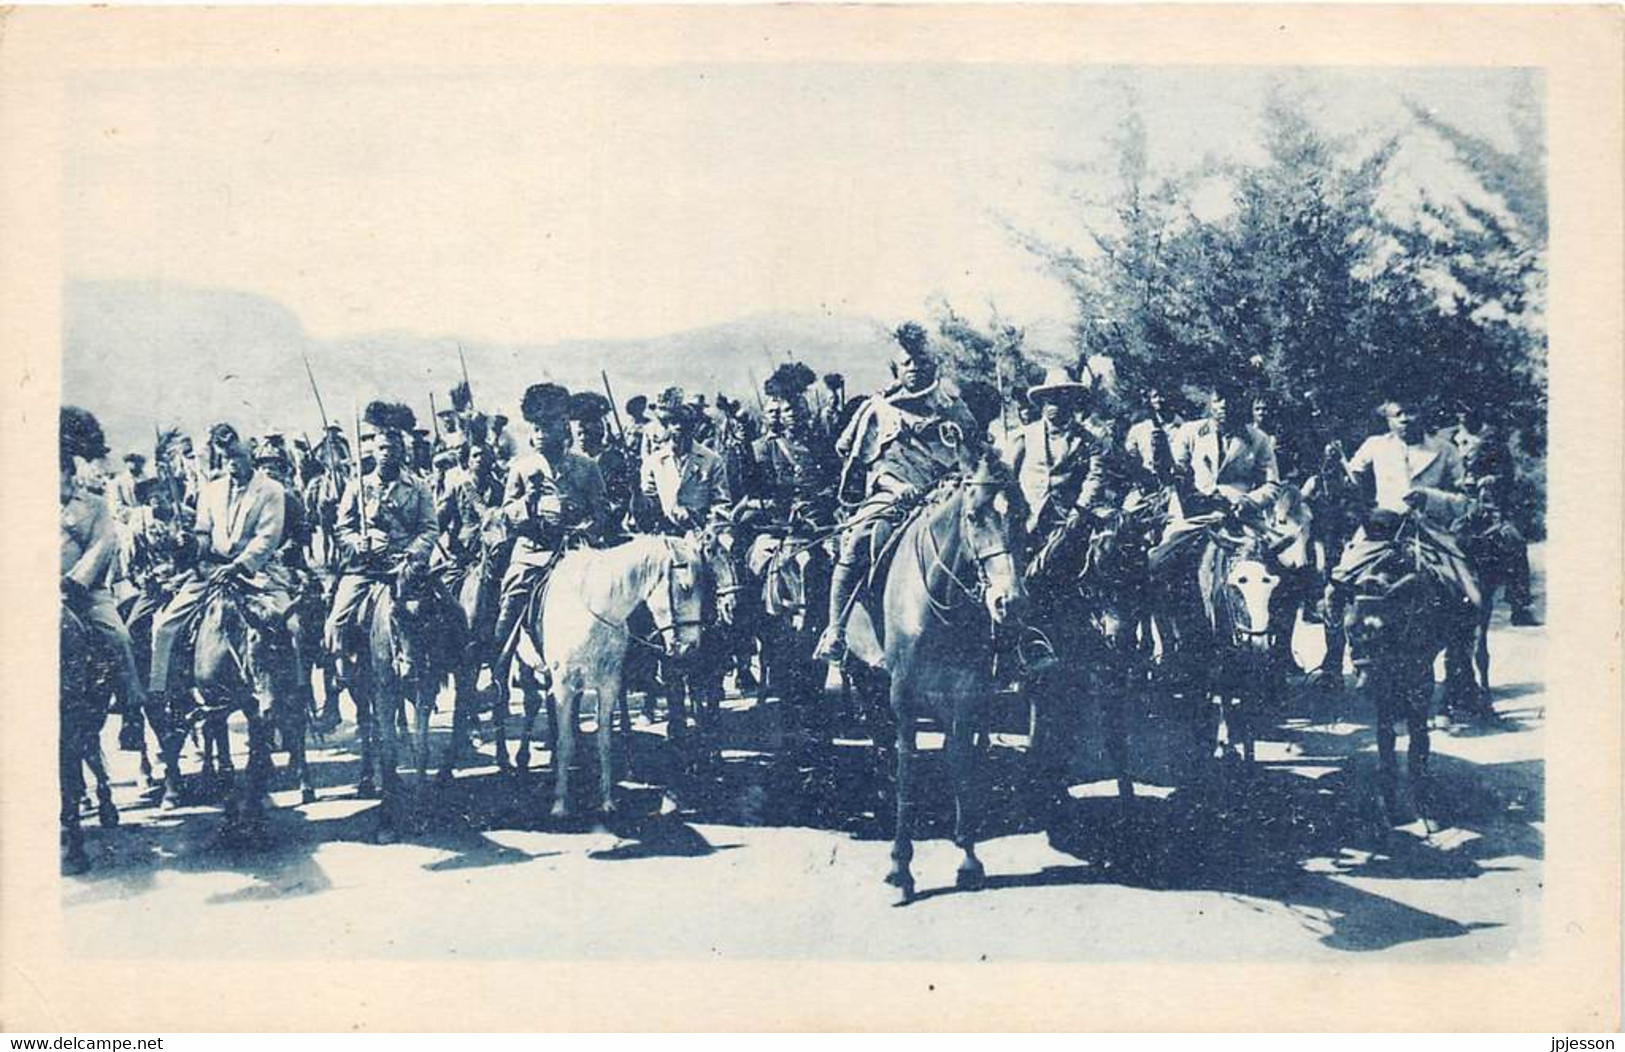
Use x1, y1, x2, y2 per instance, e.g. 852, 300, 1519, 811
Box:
63, 280, 895, 456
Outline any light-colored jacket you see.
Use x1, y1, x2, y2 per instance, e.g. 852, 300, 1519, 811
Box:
1170, 418, 1279, 503
194, 470, 287, 574
1345, 431, 1469, 524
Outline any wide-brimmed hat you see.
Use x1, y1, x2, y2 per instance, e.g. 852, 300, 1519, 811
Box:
1027, 364, 1093, 402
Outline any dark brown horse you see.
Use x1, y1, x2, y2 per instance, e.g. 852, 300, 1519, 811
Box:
845, 452, 1028, 903
1023, 498, 1163, 826
1340, 515, 1480, 830
60, 599, 119, 874
346, 561, 463, 840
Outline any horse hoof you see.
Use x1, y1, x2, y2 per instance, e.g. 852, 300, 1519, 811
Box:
62, 846, 90, 876
97, 800, 120, 829
955, 863, 986, 892
549, 802, 569, 822
355, 781, 380, 800
301, 787, 318, 805
884, 869, 915, 904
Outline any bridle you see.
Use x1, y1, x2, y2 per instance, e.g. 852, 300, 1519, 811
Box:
916, 476, 1020, 626
583, 536, 707, 654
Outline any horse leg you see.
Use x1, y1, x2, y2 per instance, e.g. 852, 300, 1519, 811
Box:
515, 687, 539, 775
886, 680, 916, 904
491, 675, 512, 770
413, 687, 432, 780
84, 735, 119, 829
1373, 689, 1401, 828
550, 680, 577, 821
1104, 669, 1134, 815
597, 674, 622, 817
1406, 670, 1436, 832
949, 707, 986, 892
1475, 605, 1493, 706
61, 730, 89, 875
545, 691, 559, 760
374, 687, 402, 843
354, 667, 379, 798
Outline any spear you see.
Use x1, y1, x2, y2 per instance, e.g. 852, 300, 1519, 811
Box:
354, 403, 371, 557
301, 351, 332, 434
600, 369, 626, 442
429, 391, 442, 446
457, 343, 475, 410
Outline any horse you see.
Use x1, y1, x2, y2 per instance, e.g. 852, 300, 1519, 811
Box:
744, 518, 834, 739
161, 571, 295, 840
1452, 499, 1528, 715
60, 599, 120, 875
1022, 496, 1163, 829
1340, 513, 1481, 830
345, 559, 463, 840
654, 522, 742, 753
843, 452, 1028, 904
542, 533, 713, 819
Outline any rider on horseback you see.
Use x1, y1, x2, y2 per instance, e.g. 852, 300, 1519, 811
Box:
492, 383, 611, 670
148, 422, 294, 725
814, 321, 981, 664
635, 387, 733, 535
321, 403, 438, 679
60, 407, 149, 723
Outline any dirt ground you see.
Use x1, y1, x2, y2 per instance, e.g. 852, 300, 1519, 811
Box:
62, 550, 1545, 963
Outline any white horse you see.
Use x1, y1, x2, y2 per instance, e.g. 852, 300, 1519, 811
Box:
514, 533, 712, 819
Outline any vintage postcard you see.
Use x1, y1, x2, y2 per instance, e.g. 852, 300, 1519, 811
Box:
0, 4, 1619, 1033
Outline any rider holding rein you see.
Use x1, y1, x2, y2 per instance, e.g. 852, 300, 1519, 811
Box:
635, 387, 733, 535
814, 321, 979, 664
322, 403, 437, 660
1169, 382, 1281, 522
149, 423, 291, 723
493, 383, 610, 664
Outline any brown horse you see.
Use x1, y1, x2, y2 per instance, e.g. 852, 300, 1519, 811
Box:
60, 599, 120, 874
1340, 515, 1480, 830
845, 452, 1028, 904
1023, 498, 1163, 826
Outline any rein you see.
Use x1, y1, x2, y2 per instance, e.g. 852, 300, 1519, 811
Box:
580, 538, 703, 653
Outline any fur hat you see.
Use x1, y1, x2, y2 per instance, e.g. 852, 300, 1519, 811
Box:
60, 406, 109, 469
568, 390, 613, 422
520, 383, 571, 425
893, 321, 931, 357
363, 401, 416, 435
764, 361, 816, 402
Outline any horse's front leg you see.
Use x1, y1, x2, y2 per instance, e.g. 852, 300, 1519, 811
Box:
948, 705, 986, 892
353, 666, 379, 797
491, 673, 512, 770
596, 667, 624, 817
80, 732, 119, 829
550, 678, 577, 822
61, 728, 90, 875
515, 686, 539, 775
887, 679, 917, 905
1405, 666, 1436, 832
1367, 673, 1401, 827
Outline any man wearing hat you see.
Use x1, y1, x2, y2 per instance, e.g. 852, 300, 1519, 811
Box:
61, 407, 150, 730
492, 383, 610, 666
635, 387, 732, 534
322, 403, 439, 671
744, 362, 839, 529
815, 322, 980, 663
569, 390, 633, 530
1005, 362, 1102, 538
148, 422, 294, 757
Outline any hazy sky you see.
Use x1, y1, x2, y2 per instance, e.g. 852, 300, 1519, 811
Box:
65, 64, 1537, 346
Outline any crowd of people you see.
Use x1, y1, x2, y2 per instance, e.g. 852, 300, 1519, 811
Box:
58, 318, 1541, 838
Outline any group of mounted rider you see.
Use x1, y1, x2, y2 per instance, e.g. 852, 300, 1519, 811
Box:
59, 320, 1540, 885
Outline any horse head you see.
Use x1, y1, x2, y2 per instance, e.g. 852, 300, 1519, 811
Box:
1210, 532, 1283, 653
961, 452, 1028, 630
647, 534, 709, 658
689, 519, 740, 627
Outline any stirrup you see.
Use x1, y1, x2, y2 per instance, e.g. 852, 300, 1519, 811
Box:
1017, 629, 1060, 676
813, 626, 847, 664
